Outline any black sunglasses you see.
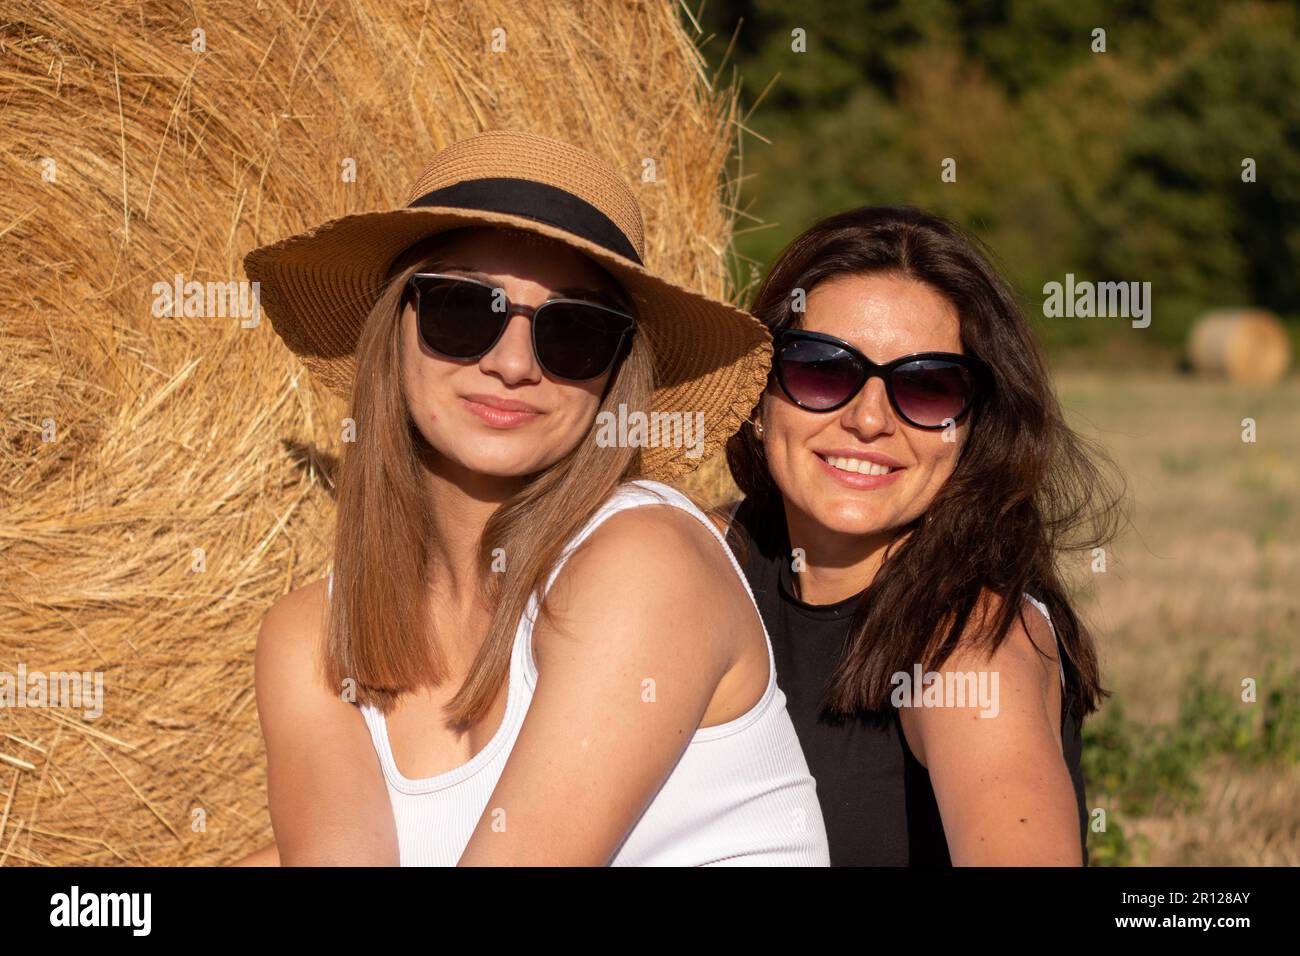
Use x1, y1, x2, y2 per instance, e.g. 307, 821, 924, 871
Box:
771, 328, 993, 429
406, 272, 636, 382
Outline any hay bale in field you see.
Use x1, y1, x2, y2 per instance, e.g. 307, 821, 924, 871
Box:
1187, 308, 1292, 385
0, 0, 742, 865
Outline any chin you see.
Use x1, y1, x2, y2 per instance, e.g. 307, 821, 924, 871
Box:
805, 497, 896, 538
458, 450, 553, 478
418, 430, 545, 478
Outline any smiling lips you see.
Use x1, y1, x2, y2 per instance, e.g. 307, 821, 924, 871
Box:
461, 393, 543, 429
815, 450, 905, 488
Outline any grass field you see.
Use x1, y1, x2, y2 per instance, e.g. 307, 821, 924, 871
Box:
684, 371, 1300, 865
1058, 371, 1299, 865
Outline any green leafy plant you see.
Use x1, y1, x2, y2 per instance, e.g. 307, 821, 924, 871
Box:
1082, 664, 1300, 863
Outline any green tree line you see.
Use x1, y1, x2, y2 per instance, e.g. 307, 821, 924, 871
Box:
699, 0, 1300, 357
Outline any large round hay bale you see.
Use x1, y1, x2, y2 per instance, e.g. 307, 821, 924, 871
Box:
1187, 308, 1292, 384
0, 0, 741, 865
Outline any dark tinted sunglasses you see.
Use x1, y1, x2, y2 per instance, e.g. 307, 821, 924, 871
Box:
772, 328, 992, 429
406, 272, 636, 382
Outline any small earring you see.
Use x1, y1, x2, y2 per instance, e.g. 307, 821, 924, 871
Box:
754, 420, 764, 436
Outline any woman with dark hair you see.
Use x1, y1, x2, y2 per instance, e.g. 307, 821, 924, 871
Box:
721, 205, 1123, 866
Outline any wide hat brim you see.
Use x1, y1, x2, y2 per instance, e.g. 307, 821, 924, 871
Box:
244, 206, 771, 483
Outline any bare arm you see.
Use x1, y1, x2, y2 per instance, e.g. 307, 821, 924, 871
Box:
457, 505, 757, 866
909, 598, 1083, 866
229, 842, 279, 866
254, 580, 400, 866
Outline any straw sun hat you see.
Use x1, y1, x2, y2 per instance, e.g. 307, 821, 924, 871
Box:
243, 129, 771, 482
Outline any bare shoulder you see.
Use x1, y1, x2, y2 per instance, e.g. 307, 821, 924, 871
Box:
537, 501, 756, 667
253, 574, 398, 865
562, 502, 735, 590
905, 590, 1082, 864
255, 576, 331, 694
941, 590, 1059, 685
905, 590, 1062, 765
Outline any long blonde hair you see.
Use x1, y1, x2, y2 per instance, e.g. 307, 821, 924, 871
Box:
324, 234, 655, 725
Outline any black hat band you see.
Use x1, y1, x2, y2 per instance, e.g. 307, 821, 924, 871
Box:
408, 177, 643, 265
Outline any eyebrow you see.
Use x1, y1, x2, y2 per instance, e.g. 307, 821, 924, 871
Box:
424, 264, 495, 285
424, 263, 626, 309
552, 285, 624, 308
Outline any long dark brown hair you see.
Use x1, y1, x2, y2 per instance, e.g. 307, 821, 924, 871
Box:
326, 228, 654, 725
726, 206, 1125, 720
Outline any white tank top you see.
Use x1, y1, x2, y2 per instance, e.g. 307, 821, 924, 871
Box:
337, 479, 831, 866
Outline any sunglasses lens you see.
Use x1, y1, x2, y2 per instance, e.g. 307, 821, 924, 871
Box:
411, 275, 504, 358
891, 360, 975, 427
533, 302, 632, 380
777, 338, 863, 410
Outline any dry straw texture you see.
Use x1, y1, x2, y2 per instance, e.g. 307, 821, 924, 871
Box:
1186, 308, 1292, 385
0, 0, 743, 865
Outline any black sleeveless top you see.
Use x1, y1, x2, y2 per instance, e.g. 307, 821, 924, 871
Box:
726, 493, 1089, 866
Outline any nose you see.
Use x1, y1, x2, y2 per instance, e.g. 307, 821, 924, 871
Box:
477, 310, 542, 385
838, 374, 896, 440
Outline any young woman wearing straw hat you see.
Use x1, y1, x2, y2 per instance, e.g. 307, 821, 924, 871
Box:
719, 206, 1121, 865
238, 130, 829, 866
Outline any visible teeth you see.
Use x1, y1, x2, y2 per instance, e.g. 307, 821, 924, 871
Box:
824, 455, 893, 476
